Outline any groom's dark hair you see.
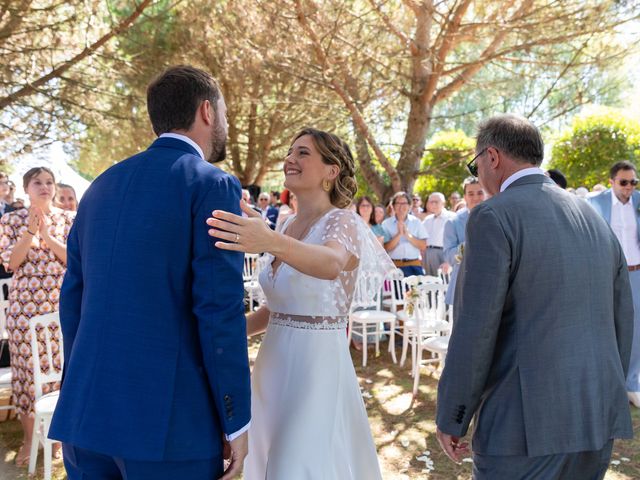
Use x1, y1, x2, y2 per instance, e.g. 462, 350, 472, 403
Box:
147, 65, 221, 136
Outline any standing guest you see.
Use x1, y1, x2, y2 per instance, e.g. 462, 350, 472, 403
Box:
0, 172, 16, 288
436, 114, 633, 479
257, 192, 278, 229
592, 183, 607, 193
276, 189, 297, 230
589, 160, 640, 408
374, 204, 385, 225
49, 65, 250, 479
442, 177, 485, 305
546, 168, 567, 189
0, 167, 74, 466
56, 183, 78, 211
421, 192, 455, 276
4, 180, 16, 205
0, 173, 15, 216
448, 191, 461, 210
269, 190, 280, 208
382, 191, 428, 276
356, 196, 385, 244
411, 194, 427, 220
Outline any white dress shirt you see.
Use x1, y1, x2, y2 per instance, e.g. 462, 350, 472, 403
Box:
500, 167, 546, 192
382, 214, 428, 260
161, 132, 249, 442
611, 193, 640, 266
159, 133, 205, 160
422, 210, 455, 248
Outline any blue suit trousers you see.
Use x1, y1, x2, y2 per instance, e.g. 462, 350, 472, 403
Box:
63, 444, 224, 480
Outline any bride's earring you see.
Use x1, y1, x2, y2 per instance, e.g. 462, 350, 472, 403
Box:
322, 179, 332, 192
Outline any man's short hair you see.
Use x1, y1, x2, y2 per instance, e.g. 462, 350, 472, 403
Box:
429, 192, 445, 202
147, 65, 221, 136
462, 177, 480, 194
391, 191, 411, 205
547, 169, 567, 189
609, 160, 637, 179
476, 114, 544, 166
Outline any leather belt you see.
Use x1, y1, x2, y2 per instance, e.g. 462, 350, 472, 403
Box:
629, 264, 640, 272
393, 259, 421, 267
427, 246, 443, 250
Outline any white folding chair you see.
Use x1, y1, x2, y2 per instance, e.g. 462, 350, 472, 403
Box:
348, 271, 397, 366
243, 253, 264, 311
0, 278, 13, 415
381, 269, 404, 363
397, 280, 450, 370
28, 312, 63, 480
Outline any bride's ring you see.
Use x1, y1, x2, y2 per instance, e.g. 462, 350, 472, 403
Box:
235, 233, 240, 243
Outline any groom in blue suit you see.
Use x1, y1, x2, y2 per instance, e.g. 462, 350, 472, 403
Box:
49, 66, 251, 479
589, 160, 640, 408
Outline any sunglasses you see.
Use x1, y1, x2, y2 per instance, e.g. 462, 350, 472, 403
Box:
467, 148, 487, 177
617, 179, 639, 187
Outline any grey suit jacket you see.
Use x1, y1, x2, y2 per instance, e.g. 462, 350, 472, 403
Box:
436, 174, 634, 457
589, 189, 640, 241
443, 209, 469, 305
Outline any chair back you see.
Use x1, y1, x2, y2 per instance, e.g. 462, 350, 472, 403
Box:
403, 280, 447, 326
351, 271, 385, 311
243, 253, 261, 282
438, 268, 451, 285
28, 312, 63, 400
383, 268, 404, 310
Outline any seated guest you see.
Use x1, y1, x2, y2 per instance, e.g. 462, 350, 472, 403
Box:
356, 196, 385, 244
257, 192, 278, 229
56, 183, 78, 211
443, 177, 485, 305
382, 191, 428, 276
421, 192, 455, 276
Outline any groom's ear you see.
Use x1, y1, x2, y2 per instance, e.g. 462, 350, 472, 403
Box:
198, 99, 214, 127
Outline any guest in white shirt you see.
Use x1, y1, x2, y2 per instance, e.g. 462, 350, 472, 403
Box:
382, 191, 428, 276
589, 160, 640, 407
421, 192, 455, 275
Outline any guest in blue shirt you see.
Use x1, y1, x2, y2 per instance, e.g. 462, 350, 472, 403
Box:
356, 196, 385, 244
382, 191, 428, 276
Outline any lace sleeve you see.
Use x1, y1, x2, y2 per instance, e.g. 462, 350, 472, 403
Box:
321, 209, 395, 283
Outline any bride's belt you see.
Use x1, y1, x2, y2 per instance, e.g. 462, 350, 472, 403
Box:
269, 312, 348, 330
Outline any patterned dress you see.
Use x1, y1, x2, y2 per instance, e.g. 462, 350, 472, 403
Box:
0, 208, 75, 417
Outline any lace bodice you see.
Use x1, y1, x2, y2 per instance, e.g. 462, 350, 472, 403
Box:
258, 209, 394, 328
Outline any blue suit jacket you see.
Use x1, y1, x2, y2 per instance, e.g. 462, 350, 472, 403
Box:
265, 205, 279, 230
442, 209, 469, 305
49, 137, 251, 462
589, 189, 640, 240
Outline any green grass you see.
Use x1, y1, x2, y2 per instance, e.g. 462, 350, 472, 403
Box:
1, 338, 638, 479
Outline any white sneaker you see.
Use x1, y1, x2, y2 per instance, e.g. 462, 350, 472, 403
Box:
628, 391, 640, 408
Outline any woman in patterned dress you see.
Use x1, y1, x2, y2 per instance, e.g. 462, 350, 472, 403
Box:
0, 167, 75, 465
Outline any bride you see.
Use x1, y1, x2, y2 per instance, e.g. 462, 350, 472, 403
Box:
207, 128, 394, 479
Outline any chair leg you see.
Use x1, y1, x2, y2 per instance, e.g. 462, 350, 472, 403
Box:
43, 440, 52, 480
28, 413, 40, 474
375, 322, 380, 357
347, 318, 353, 345
389, 320, 397, 364
412, 345, 422, 396
362, 323, 368, 367
400, 327, 409, 367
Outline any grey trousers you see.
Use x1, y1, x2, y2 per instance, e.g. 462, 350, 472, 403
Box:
423, 248, 445, 276
473, 440, 614, 480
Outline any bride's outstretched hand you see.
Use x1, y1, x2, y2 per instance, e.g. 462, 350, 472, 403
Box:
207, 199, 276, 253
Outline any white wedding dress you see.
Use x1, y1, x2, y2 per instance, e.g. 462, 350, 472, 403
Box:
244, 208, 394, 479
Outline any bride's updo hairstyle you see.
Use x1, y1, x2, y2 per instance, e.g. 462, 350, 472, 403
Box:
292, 128, 358, 208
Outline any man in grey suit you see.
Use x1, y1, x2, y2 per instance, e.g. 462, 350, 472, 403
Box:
435, 114, 634, 479
589, 160, 640, 408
